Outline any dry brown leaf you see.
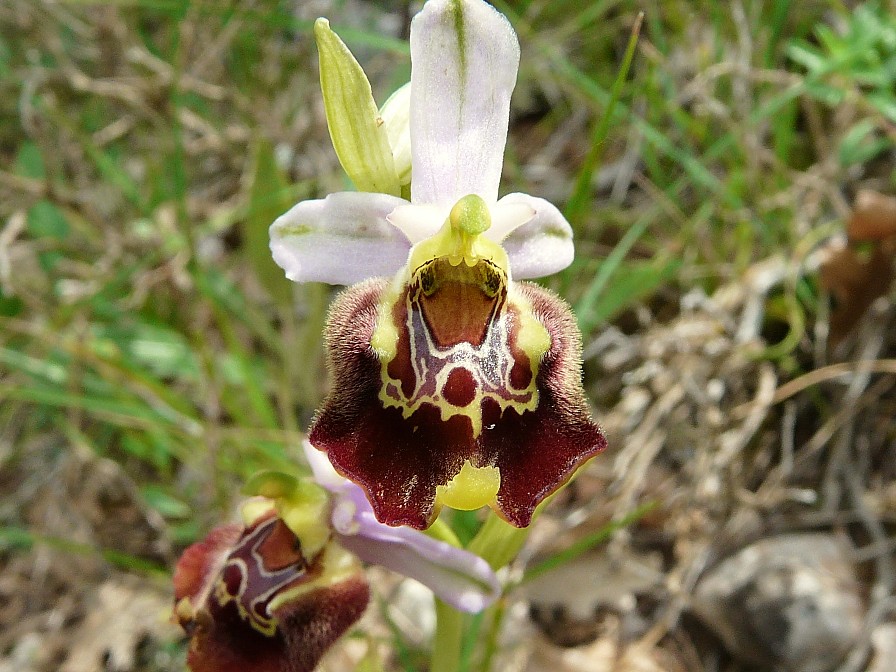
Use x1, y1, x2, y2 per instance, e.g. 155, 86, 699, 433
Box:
848, 190, 896, 242
820, 239, 894, 344
820, 190, 896, 344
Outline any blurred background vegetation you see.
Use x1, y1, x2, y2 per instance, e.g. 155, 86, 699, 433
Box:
1, 1, 895, 670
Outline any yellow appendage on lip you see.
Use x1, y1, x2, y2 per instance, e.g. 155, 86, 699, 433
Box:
514, 292, 551, 359
435, 460, 500, 511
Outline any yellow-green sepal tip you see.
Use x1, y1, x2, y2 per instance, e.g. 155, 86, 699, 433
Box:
243, 470, 300, 499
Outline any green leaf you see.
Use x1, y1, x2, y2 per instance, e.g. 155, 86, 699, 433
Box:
804, 80, 845, 106
0, 526, 166, 576
575, 217, 681, 334
786, 41, 825, 72
0, 286, 23, 317
218, 352, 279, 429
579, 259, 681, 330
565, 12, 643, 226
15, 141, 45, 179
814, 24, 845, 58
838, 119, 890, 166
520, 502, 657, 584
315, 18, 401, 196
869, 91, 896, 123
26, 200, 70, 271
3, 386, 171, 432
141, 485, 192, 519
27, 201, 69, 240
42, 103, 148, 213
771, 97, 799, 164
120, 432, 176, 471
0, 347, 68, 385
98, 321, 199, 380
0, 35, 10, 79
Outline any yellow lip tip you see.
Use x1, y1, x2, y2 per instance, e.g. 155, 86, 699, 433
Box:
436, 460, 500, 511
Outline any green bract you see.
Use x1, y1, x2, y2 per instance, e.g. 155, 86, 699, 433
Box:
314, 18, 400, 196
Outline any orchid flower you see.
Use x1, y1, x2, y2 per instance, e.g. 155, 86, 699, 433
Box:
270, 0, 606, 530
172, 498, 367, 672
173, 453, 500, 671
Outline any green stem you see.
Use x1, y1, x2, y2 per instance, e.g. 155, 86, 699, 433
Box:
464, 513, 528, 672
432, 599, 464, 672
476, 598, 506, 672
464, 483, 603, 670
467, 512, 530, 571
428, 516, 466, 671
427, 517, 464, 547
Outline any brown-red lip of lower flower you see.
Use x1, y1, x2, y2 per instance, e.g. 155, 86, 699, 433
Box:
309, 276, 606, 530
173, 513, 369, 672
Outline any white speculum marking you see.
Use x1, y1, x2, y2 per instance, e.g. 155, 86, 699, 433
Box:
215, 519, 306, 636
378, 282, 540, 439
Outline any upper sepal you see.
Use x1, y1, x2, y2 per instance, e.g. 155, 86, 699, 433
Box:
409, 0, 519, 206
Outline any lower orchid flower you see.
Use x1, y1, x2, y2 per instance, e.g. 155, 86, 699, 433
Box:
173, 454, 500, 672
173, 508, 367, 672
270, 0, 606, 530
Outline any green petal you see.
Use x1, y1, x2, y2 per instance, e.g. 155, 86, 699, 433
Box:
315, 18, 400, 196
